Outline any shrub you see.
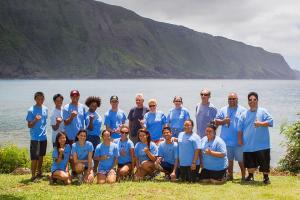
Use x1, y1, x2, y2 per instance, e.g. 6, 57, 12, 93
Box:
279, 114, 300, 174
0, 144, 30, 173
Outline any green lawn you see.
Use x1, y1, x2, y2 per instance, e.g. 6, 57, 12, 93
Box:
0, 174, 299, 200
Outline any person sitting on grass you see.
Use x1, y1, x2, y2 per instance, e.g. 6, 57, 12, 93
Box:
114, 125, 135, 181
94, 130, 119, 184
155, 127, 179, 181
199, 121, 228, 184
134, 128, 158, 181
72, 130, 94, 184
50, 132, 72, 185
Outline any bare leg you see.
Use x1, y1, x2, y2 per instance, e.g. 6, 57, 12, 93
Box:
227, 160, 234, 179
37, 156, 44, 176
238, 161, 245, 179
31, 160, 38, 180
97, 173, 106, 184
84, 169, 94, 184
106, 170, 117, 184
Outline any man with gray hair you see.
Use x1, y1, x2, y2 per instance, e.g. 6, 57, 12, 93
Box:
127, 93, 149, 144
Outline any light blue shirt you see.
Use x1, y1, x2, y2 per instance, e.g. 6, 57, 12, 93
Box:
113, 138, 134, 164
144, 111, 167, 141
216, 105, 246, 147
104, 109, 126, 139
94, 142, 119, 171
167, 107, 190, 138
201, 136, 228, 171
134, 142, 158, 163
63, 103, 86, 141
85, 111, 102, 136
51, 144, 71, 173
178, 132, 201, 166
158, 141, 178, 165
238, 107, 273, 152
26, 105, 48, 141
195, 103, 217, 138
71, 141, 94, 167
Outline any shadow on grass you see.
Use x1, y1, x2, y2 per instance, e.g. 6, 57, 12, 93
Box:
230, 178, 267, 186
0, 194, 25, 200
19, 176, 48, 185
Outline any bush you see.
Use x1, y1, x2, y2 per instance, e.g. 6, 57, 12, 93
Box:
0, 144, 30, 173
279, 114, 300, 174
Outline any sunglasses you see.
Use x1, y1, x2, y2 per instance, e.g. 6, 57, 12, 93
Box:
228, 98, 237, 100
174, 100, 182, 103
120, 131, 129, 134
201, 93, 209, 96
149, 104, 156, 107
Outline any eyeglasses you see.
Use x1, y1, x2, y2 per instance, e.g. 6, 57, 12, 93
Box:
228, 98, 237, 100
201, 93, 209, 96
149, 104, 156, 107
248, 98, 257, 102
174, 101, 182, 103
120, 131, 129, 134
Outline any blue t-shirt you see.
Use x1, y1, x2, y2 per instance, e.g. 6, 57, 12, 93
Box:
63, 103, 86, 141
134, 142, 158, 163
195, 103, 217, 138
85, 111, 102, 137
51, 144, 71, 173
201, 136, 228, 171
113, 138, 134, 164
71, 141, 94, 167
144, 111, 167, 141
158, 141, 178, 165
26, 105, 48, 141
238, 107, 273, 152
167, 107, 190, 137
216, 105, 246, 147
94, 142, 119, 171
104, 109, 126, 139
178, 132, 201, 166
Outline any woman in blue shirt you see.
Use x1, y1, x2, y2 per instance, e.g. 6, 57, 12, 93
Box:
199, 121, 228, 184
50, 132, 71, 185
134, 128, 158, 180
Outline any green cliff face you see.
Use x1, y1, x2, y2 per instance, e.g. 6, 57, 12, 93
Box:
0, 0, 296, 79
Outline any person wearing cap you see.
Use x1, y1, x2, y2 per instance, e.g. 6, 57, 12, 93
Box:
104, 95, 127, 139
63, 90, 86, 143
215, 92, 246, 181
167, 96, 190, 138
26, 91, 48, 181
195, 89, 217, 138
128, 93, 149, 144
50, 94, 65, 147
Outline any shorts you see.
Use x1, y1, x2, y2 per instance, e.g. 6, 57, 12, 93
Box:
160, 161, 174, 174
98, 169, 116, 175
87, 135, 100, 150
243, 149, 270, 173
199, 168, 227, 181
118, 162, 132, 168
30, 140, 47, 160
227, 146, 243, 162
179, 165, 200, 182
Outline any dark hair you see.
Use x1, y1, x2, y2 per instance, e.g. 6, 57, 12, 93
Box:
248, 92, 258, 101
162, 126, 171, 134
137, 128, 152, 148
185, 119, 194, 128
207, 121, 218, 132
53, 93, 64, 102
85, 96, 101, 107
75, 129, 87, 142
101, 129, 111, 138
54, 132, 69, 148
34, 91, 44, 100
173, 96, 183, 103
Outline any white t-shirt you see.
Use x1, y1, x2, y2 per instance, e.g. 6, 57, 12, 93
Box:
50, 108, 65, 144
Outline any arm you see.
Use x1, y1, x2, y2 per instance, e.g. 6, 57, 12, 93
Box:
205, 149, 225, 158
87, 116, 94, 131
64, 112, 76, 125
145, 148, 157, 162
238, 131, 243, 146
191, 149, 200, 170
130, 148, 135, 174
87, 151, 93, 171
27, 115, 41, 128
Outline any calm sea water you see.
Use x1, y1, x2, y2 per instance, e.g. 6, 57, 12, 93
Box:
0, 79, 299, 167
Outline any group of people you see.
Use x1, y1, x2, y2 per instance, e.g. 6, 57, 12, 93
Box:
26, 89, 273, 185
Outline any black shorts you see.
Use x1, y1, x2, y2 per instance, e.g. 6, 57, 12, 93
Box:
199, 168, 227, 181
243, 149, 270, 173
118, 162, 132, 168
30, 140, 47, 160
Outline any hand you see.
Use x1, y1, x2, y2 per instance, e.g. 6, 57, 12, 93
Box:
58, 148, 64, 154
89, 114, 94, 121
139, 119, 144, 126
143, 147, 149, 153
35, 115, 42, 121
224, 117, 230, 126
71, 111, 78, 118
254, 120, 261, 128
238, 138, 243, 146
155, 159, 161, 165
120, 149, 126, 156
205, 148, 211, 155
170, 172, 176, 181
56, 117, 62, 124
191, 163, 196, 170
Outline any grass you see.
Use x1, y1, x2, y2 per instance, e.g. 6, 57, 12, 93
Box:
0, 174, 299, 200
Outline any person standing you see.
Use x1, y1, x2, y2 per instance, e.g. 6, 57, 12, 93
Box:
128, 93, 149, 144
50, 94, 64, 147
26, 91, 48, 181
195, 89, 217, 138
238, 92, 273, 184
215, 92, 246, 181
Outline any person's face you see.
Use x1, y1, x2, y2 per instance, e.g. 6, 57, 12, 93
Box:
58, 134, 67, 146
248, 95, 258, 109
173, 97, 182, 108
110, 100, 119, 109
163, 129, 172, 140
200, 90, 210, 102
135, 96, 144, 107
139, 132, 148, 143
35, 95, 44, 106
77, 132, 87, 143
228, 93, 238, 107
54, 97, 63, 108
148, 102, 157, 112
184, 121, 193, 132
71, 95, 79, 104
102, 131, 111, 142
89, 102, 98, 112
205, 127, 215, 140
120, 127, 129, 140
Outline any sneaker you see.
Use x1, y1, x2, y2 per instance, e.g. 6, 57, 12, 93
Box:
245, 175, 254, 182
226, 175, 233, 181
77, 174, 84, 185
263, 177, 270, 185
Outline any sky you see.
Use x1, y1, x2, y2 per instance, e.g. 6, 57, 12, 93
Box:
99, 0, 300, 70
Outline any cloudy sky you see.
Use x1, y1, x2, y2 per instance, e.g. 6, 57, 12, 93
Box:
99, 0, 300, 70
